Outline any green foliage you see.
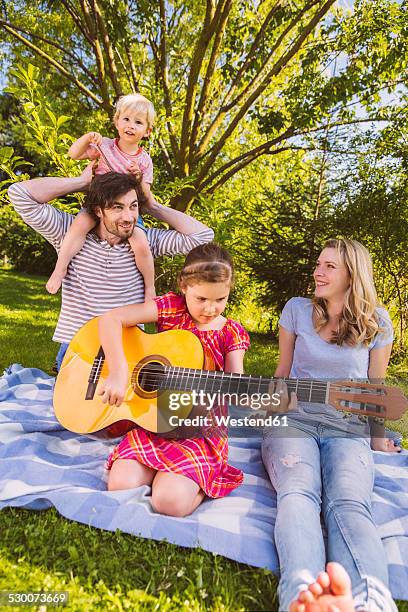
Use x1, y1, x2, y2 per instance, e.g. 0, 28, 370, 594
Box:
240, 152, 336, 314
334, 155, 408, 357
1, 0, 407, 210
4, 64, 78, 176
0, 144, 58, 274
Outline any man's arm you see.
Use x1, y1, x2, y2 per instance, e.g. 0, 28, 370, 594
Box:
14, 163, 93, 203
7, 164, 93, 247
143, 198, 209, 235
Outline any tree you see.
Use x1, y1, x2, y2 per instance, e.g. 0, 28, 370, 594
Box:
1, 0, 406, 210
241, 149, 338, 313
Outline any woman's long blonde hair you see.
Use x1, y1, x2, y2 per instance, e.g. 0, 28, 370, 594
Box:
313, 239, 383, 346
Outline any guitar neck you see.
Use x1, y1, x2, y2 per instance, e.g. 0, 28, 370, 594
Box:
161, 367, 329, 404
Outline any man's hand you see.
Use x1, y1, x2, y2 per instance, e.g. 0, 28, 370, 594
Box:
78, 160, 95, 190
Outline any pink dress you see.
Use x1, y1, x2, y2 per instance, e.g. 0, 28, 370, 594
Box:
91, 137, 153, 183
106, 292, 250, 498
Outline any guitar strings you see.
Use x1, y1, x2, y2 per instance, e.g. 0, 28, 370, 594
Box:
131, 366, 377, 393
90, 361, 382, 396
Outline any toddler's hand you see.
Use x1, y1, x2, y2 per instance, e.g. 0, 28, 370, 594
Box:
128, 161, 142, 179
98, 371, 128, 407
86, 131, 103, 146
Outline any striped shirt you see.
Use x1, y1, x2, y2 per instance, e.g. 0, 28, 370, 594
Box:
8, 183, 214, 343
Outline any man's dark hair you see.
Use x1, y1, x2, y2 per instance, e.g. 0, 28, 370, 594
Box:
83, 172, 141, 218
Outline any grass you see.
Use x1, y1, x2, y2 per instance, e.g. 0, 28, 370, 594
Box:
0, 268, 407, 611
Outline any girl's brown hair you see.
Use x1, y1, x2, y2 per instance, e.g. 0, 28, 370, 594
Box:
178, 243, 234, 288
313, 238, 383, 346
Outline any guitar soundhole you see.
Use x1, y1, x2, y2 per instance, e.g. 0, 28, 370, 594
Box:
131, 356, 171, 399
138, 361, 163, 392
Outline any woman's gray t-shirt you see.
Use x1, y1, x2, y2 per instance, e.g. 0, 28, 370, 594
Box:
279, 297, 394, 427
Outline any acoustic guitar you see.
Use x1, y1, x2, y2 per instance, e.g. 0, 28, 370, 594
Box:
53, 317, 408, 434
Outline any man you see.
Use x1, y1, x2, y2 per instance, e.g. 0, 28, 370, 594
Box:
8, 164, 213, 369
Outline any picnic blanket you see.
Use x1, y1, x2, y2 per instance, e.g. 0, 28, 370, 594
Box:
1, 364, 407, 601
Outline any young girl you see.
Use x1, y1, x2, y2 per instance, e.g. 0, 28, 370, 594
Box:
46, 93, 156, 298
98, 243, 250, 517
261, 239, 398, 612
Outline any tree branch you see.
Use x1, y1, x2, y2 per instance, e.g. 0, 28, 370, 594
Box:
79, 0, 111, 113
200, 128, 294, 191
200, 113, 391, 195
1, 22, 104, 107
222, 1, 283, 110
157, 137, 175, 179
204, 146, 293, 194
196, 0, 318, 159
196, 0, 336, 183
178, 0, 220, 173
149, 1, 179, 161
0, 18, 97, 85
60, 0, 94, 46
124, 41, 139, 92
92, 0, 123, 97
189, 0, 233, 164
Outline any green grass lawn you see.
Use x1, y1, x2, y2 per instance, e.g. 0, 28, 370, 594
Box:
0, 268, 407, 611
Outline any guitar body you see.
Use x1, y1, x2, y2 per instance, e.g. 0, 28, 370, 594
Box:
54, 318, 204, 434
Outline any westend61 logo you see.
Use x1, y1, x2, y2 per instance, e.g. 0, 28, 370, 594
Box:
164, 390, 289, 430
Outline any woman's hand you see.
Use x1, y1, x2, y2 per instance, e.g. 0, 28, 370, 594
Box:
265, 379, 298, 413
98, 369, 129, 407
371, 437, 401, 453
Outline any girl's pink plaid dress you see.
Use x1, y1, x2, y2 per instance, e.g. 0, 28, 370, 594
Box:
106, 292, 250, 498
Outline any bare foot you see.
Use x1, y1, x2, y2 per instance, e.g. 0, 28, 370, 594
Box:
46, 269, 66, 294
289, 562, 355, 612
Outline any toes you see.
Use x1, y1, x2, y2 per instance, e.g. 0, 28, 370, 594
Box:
308, 581, 324, 597
316, 570, 331, 591
289, 600, 304, 612
298, 590, 315, 604
326, 562, 353, 597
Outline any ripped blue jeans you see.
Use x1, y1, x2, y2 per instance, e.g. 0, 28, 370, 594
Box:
262, 417, 397, 612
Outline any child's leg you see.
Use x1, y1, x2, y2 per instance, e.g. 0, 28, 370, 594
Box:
128, 228, 156, 301
108, 459, 156, 491
46, 211, 97, 294
151, 471, 205, 517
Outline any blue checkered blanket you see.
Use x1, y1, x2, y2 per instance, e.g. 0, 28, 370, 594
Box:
1, 365, 407, 600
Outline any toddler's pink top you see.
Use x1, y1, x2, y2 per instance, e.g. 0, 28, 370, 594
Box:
90, 137, 153, 184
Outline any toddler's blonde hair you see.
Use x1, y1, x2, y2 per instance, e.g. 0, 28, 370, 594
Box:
114, 94, 156, 129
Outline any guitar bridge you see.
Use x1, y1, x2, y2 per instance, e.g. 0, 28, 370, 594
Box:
86, 347, 105, 400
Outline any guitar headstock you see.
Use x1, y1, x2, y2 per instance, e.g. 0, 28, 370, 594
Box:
328, 381, 408, 421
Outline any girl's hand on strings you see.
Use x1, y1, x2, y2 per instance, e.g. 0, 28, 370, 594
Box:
98, 371, 128, 407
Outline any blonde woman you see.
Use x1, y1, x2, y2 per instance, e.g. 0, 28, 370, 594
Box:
262, 239, 399, 612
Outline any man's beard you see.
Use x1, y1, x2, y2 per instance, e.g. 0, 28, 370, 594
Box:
101, 217, 136, 241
